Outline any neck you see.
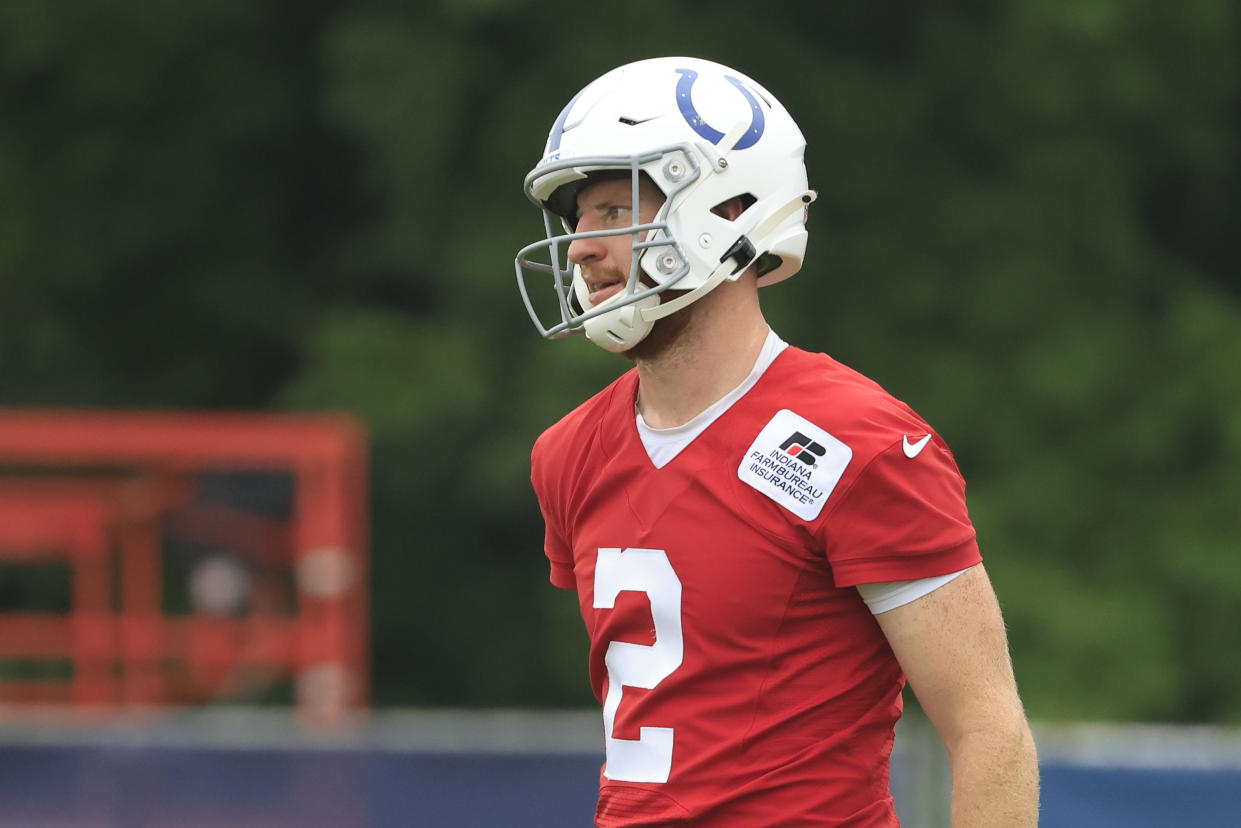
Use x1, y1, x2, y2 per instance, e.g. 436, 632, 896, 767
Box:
629, 277, 770, 429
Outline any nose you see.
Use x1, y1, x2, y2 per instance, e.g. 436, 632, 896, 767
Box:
567, 227, 606, 267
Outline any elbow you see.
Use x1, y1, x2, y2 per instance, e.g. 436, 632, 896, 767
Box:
942, 706, 1038, 768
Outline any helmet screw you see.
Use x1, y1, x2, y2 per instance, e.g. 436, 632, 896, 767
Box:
698, 233, 712, 248
717, 158, 729, 170
659, 254, 679, 274
663, 159, 685, 181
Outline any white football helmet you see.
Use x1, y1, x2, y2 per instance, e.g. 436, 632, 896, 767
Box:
514, 56, 816, 352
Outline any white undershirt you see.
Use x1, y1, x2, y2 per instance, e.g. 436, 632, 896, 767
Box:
633, 328, 967, 614
856, 568, 969, 614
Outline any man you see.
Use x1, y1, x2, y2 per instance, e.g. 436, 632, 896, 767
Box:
514, 57, 1039, 827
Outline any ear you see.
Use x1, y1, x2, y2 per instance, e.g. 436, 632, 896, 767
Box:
711, 196, 749, 222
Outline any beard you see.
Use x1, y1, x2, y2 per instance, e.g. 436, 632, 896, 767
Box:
621, 288, 698, 363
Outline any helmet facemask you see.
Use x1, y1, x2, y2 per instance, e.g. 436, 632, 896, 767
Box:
515, 149, 699, 352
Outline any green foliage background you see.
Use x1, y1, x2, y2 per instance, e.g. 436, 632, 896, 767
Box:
1, 1, 1237, 722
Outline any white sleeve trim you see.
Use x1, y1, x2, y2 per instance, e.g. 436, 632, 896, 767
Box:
856, 567, 971, 614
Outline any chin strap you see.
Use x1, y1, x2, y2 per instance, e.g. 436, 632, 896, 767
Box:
640, 189, 817, 323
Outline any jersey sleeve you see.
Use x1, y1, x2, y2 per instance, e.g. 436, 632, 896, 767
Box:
530, 434, 576, 590
817, 436, 981, 588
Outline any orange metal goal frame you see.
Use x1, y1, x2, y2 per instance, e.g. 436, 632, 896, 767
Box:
0, 408, 368, 723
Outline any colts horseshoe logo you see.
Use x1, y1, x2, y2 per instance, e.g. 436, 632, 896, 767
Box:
675, 68, 766, 150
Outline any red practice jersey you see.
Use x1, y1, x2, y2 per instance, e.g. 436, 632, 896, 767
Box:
531, 346, 981, 827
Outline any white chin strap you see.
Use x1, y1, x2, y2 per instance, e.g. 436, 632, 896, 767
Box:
575, 189, 817, 354
574, 273, 660, 353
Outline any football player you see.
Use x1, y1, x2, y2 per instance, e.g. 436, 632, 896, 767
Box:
515, 56, 1039, 827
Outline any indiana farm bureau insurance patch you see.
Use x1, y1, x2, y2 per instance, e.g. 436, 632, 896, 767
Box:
738, 409, 853, 521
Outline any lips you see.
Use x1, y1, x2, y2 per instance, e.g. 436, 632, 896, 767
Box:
582, 270, 626, 307
589, 281, 624, 306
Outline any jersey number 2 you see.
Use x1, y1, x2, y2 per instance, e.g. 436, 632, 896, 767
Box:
593, 547, 684, 784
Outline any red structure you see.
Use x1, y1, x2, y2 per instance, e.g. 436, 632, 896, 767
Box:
0, 409, 368, 723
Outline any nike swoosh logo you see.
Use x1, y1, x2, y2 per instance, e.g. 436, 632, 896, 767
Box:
903, 434, 932, 458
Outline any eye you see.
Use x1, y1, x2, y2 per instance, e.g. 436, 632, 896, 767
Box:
604, 205, 631, 223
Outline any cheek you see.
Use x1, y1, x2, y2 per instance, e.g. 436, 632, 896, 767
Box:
606, 235, 636, 262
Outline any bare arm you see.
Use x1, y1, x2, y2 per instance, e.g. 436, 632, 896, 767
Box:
875, 564, 1040, 827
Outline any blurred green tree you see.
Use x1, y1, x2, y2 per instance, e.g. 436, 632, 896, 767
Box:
1, 0, 1237, 720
